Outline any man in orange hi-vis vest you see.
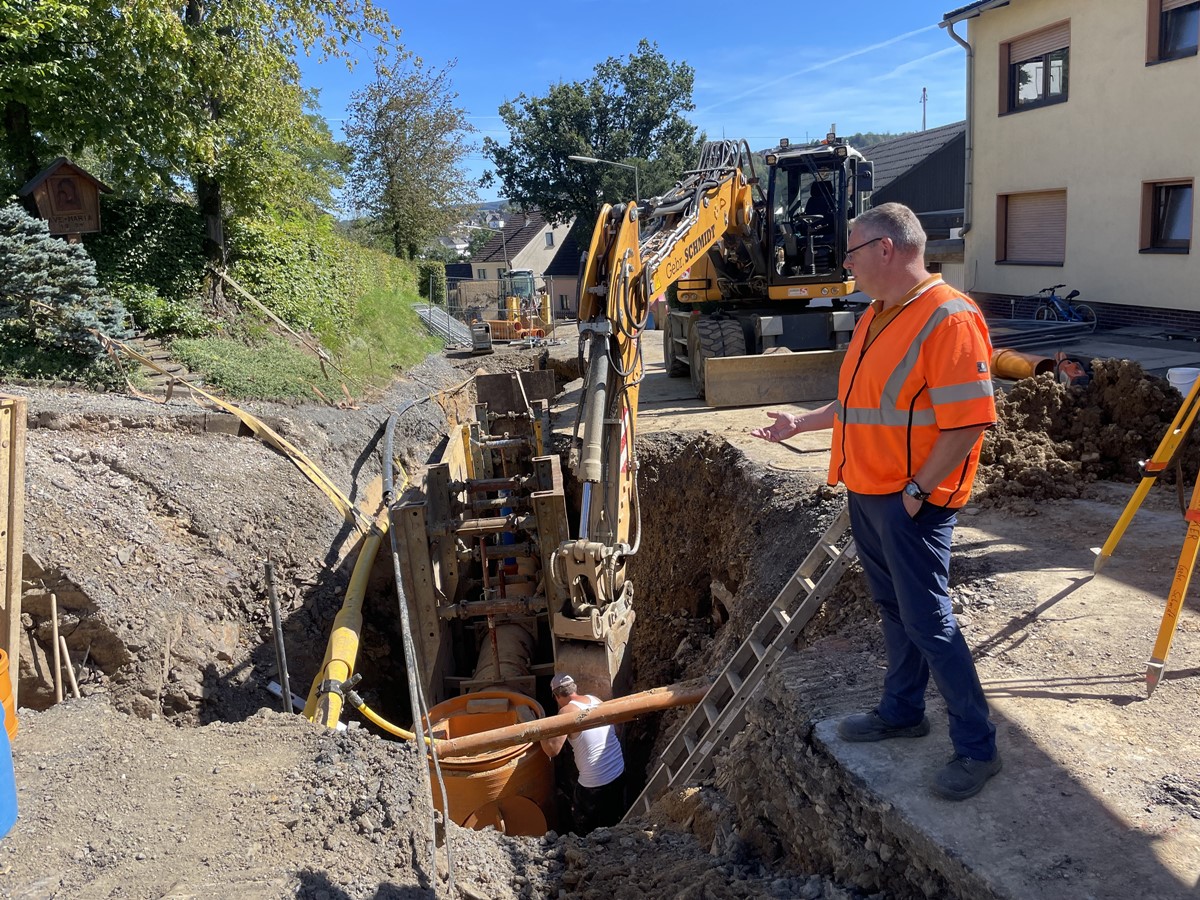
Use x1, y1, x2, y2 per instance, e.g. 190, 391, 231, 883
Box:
751, 202, 1000, 801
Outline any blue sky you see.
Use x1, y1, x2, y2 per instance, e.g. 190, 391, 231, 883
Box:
298, 1, 967, 203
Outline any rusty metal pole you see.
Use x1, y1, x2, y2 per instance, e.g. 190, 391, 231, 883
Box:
435, 680, 710, 758
265, 557, 292, 713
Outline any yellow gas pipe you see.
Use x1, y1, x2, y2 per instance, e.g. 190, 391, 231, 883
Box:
303, 522, 385, 727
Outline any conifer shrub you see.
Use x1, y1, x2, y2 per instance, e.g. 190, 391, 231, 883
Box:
0, 203, 130, 386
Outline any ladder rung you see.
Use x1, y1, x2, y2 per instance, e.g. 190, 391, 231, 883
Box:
683, 734, 697, 755
703, 700, 721, 725
820, 540, 840, 559
725, 670, 744, 692
799, 575, 817, 595
749, 638, 766, 660
773, 608, 792, 627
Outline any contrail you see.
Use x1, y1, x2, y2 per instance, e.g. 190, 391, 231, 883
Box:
696, 23, 940, 114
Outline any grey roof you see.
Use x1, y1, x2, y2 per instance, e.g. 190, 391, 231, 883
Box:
543, 226, 585, 277
942, 0, 1011, 26
471, 210, 551, 264
859, 121, 966, 193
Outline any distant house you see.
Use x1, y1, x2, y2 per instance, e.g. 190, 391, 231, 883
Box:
542, 227, 585, 320
469, 211, 574, 282
941, 0, 1198, 328
449, 210, 575, 322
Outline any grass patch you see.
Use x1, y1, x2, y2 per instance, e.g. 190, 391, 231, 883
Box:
172, 336, 325, 402
321, 286, 443, 391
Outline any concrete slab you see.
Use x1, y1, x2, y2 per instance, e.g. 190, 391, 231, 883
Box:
813, 709, 1199, 900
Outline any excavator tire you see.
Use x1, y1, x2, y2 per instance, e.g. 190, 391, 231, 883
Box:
664, 321, 688, 377
688, 317, 747, 399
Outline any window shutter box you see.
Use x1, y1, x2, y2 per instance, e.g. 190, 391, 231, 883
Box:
1010, 21, 1071, 61
1162, 0, 1195, 13
1007, 191, 1067, 264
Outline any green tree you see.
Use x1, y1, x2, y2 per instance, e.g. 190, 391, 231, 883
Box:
484, 40, 702, 232
0, 203, 129, 363
344, 54, 480, 260
0, 0, 392, 267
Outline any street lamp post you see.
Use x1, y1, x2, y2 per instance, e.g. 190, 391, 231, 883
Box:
568, 155, 640, 204
466, 221, 509, 271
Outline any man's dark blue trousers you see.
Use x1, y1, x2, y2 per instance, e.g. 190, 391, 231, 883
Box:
847, 490, 997, 761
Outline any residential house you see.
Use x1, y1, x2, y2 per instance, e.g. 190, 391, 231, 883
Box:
450, 210, 576, 322
863, 122, 968, 287
542, 228, 584, 320
469, 211, 573, 283
942, 0, 1198, 328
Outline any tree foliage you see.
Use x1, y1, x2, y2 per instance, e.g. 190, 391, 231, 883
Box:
484, 40, 702, 230
344, 54, 480, 260
0, 0, 393, 254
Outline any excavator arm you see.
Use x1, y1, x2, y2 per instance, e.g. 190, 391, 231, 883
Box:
550, 141, 758, 668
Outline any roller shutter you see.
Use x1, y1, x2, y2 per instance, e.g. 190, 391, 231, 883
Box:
1010, 21, 1071, 62
1005, 191, 1067, 264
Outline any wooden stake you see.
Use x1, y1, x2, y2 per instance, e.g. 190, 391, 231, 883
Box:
59, 636, 80, 699
50, 592, 62, 703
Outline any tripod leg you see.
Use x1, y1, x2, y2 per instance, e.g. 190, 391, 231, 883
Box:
1095, 380, 1200, 572
1147, 476, 1200, 695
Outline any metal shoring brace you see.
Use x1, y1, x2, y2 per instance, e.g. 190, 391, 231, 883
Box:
1093, 372, 1200, 573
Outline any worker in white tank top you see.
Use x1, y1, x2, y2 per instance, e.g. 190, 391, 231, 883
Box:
540, 673, 627, 831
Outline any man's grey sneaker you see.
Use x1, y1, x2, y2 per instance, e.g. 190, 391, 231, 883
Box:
836, 710, 931, 742
933, 751, 1002, 800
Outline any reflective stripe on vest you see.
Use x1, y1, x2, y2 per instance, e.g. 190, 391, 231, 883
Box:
837, 297, 993, 426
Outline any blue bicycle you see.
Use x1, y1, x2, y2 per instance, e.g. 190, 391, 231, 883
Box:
1031, 284, 1097, 331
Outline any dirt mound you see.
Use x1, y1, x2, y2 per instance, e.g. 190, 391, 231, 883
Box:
976, 358, 1189, 511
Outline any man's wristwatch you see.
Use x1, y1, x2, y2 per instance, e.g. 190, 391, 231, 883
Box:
904, 480, 931, 501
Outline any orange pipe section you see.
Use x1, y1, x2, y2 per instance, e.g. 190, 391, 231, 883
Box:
991, 348, 1055, 380
435, 680, 710, 759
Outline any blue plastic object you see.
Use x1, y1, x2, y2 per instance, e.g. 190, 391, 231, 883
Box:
0, 703, 17, 839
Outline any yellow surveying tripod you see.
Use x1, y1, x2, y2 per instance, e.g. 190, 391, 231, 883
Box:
1094, 373, 1200, 695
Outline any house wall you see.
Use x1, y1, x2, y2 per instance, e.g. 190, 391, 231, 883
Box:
491, 221, 574, 277
966, 0, 1198, 313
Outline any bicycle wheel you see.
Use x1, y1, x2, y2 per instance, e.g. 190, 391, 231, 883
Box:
1073, 303, 1097, 331
1034, 304, 1059, 322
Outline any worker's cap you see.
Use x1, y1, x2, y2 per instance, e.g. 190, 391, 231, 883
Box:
550, 674, 576, 697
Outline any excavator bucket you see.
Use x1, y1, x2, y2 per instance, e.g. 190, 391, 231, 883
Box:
704, 349, 847, 408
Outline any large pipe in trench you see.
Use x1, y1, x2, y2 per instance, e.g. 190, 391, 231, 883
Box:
434, 680, 710, 758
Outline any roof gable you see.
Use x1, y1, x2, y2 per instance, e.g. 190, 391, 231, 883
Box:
472, 210, 552, 263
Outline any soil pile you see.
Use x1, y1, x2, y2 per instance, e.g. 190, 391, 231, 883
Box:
976, 358, 1191, 510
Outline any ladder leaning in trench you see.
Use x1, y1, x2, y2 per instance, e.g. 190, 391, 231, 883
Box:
623, 504, 857, 821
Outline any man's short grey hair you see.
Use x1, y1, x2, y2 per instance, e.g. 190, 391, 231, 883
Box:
852, 203, 926, 257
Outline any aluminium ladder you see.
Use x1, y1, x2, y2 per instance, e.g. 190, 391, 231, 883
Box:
623, 504, 857, 821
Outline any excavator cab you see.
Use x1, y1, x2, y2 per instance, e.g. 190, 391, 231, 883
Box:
763, 137, 873, 295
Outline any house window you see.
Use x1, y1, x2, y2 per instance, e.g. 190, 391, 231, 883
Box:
545, 232, 555, 248
477, 268, 487, 280
1150, 0, 1200, 62
1002, 22, 1070, 113
996, 190, 1067, 265
559, 294, 569, 310
1142, 180, 1193, 252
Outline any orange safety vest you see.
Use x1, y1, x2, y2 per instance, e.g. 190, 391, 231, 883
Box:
828, 279, 996, 508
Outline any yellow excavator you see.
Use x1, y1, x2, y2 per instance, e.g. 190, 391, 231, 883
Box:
660, 131, 874, 403
560, 133, 871, 685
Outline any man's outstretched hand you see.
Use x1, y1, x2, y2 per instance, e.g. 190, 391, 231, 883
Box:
750, 411, 800, 443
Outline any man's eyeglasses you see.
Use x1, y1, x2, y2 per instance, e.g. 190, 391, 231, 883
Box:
845, 236, 884, 258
